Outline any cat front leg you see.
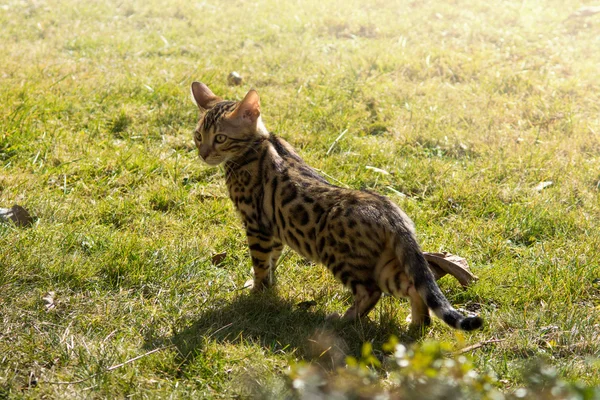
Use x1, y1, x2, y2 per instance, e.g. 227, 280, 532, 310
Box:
268, 242, 283, 279
247, 233, 281, 291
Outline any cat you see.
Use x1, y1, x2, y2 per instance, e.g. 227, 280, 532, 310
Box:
190, 81, 483, 331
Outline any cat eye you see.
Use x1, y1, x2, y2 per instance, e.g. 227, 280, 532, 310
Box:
215, 134, 227, 144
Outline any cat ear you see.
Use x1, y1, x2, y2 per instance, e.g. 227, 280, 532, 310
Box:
191, 82, 222, 110
229, 89, 260, 123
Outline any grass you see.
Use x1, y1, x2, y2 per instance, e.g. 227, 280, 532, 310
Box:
1, 0, 599, 397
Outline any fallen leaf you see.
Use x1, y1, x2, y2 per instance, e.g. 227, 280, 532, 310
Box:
211, 252, 227, 267
423, 252, 478, 287
227, 71, 243, 86
42, 291, 56, 310
534, 181, 553, 191
540, 325, 559, 333
568, 6, 600, 19
297, 300, 317, 310
0, 205, 33, 227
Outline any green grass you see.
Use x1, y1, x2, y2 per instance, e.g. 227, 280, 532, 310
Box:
1, 0, 599, 397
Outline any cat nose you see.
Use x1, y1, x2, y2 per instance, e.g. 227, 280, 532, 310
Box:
199, 146, 210, 160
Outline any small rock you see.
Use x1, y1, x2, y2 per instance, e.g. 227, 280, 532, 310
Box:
0, 205, 33, 227
227, 71, 243, 86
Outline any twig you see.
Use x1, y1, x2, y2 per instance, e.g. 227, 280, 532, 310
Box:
105, 346, 171, 371
313, 169, 350, 188
456, 339, 504, 354
207, 323, 234, 339
326, 129, 349, 155
45, 345, 173, 385
46, 376, 93, 385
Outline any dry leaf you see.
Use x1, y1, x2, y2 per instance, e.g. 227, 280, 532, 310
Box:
423, 252, 478, 288
0, 205, 33, 227
211, 252, 227, 267
42, 291, 56, 310
227, 71, 243, 86
568, 6, 600, 19
534, 181, 553, 191
297, 300, 317, 310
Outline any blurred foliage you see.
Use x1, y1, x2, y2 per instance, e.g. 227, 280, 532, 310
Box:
285, 338, 600, 400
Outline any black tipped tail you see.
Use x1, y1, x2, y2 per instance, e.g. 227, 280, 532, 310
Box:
404, 248, 484, 331
396, 241, 484, 331
440, 308, 483, 331
459, 316, 483, 331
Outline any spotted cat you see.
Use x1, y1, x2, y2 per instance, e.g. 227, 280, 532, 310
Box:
190, 82, 482, 331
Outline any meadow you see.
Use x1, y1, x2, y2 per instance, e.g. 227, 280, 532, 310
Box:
1, 0, 599, 397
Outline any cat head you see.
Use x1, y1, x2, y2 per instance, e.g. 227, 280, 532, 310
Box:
191, 82, 269, 166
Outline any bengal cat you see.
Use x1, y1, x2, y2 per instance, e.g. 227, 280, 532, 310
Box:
190, 82, 483, 331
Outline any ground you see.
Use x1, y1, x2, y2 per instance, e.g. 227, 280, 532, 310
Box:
1, 0, 599, 397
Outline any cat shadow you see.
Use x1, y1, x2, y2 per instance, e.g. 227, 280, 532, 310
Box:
144, 290, 423, 373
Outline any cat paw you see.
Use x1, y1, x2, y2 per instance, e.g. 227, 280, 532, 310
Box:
406, 314, 432, 328
246, 278, 272, 293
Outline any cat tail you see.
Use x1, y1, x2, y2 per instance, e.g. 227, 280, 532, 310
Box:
401, 244, 483, 331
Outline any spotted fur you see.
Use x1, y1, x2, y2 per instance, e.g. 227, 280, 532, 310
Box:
190, 82, 483, 331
